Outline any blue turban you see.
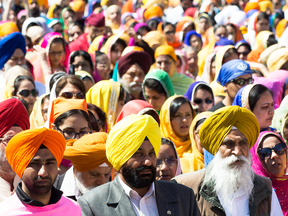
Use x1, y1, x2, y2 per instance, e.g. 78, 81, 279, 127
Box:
184, 30, 202, 46
214, 37, 234, 47
216, 59, 252, 86
0, 32, 26, 69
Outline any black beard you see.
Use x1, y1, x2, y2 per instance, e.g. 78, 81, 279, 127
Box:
24, 176, 54, 195
122, 164, 156, 189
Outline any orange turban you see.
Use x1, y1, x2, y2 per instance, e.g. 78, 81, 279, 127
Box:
64, 132, 112, 172
6, 128, 66, 178
144, 5, 163, 20
72, 0, 85, 12
155, 45, 177, 62
0, 21, 19, 38
244, 2, 259, 13
28, 0, 48, 8
49, 98, 88, 129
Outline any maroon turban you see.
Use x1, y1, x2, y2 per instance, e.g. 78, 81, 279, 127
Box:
118, 51, 152, 78
0, 98, 30, 137
86, 13, 105, 27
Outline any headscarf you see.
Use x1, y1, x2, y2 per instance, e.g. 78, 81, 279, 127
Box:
0, 98, 30, 138
88, 35, 106, 54
106, 114, 161, 171
106, 5, 121, 33
86, 13, 105, 27
183, 30, 202, 47
250, 131, 288, 215
21, 17, 50, 36
184, 7, 198, 18
200, 106, 260, 155
6, 128, 66, 178
259, 1, 273, 13
267, 48, 288, 72
184, 81, 214, 104
86, 80, 120, 133
276, 19, 288, 39
121, 12, 134, 24
244, 2, 260, 13
214, 37, 234, 46
144, 5, 163, 20
143, 31, 167, 48
30, 93, 49, 129
0, 32, 26, 69
64, 132, 112, 172
258, 44, 282, 65
160, 95, 196, 158
154, 45, 177, 62
0, 21, 19, 38
47, 4, 57, 18
230, 11, 246, 28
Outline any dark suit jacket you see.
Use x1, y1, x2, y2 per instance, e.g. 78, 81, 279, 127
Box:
77, 175, 200, 216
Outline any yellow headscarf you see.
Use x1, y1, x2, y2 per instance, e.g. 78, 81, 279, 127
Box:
28, 0, 48, 8
267, 48, 288, 72
199, 106, 260, 155
160, 95, 196, 158
30, 93, 49, 129
88, 35, 105, 54
47, 4, 57, 18
121, 46, 144, 56
100, 34, 129, 60
86, 80, 120, 133
255, 30, 273, 49
106, 114, 161, 171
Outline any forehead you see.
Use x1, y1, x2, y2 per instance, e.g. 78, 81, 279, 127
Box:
136, 140, 154, 151
126, 64, 144, 73
32, 148, 56, 161
223, 129, 247, 141
156, 55, 173, 62
12, 48, 25, 57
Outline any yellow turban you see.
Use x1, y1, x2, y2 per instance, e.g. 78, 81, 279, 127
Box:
0, 21, 19, 38
72, 0, 85, 12
106, 114, 161, 171
64, 132, 112, 172
199, 106, 260, 155
6, 128, 66, 178
155, 45, 177, 62
144, 31, 167, 48
259, 1, 273, 12
267, 48, 288, 72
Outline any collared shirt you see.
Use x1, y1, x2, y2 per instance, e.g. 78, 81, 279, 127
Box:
119, 177, 159, 216
0, 175, 21, 203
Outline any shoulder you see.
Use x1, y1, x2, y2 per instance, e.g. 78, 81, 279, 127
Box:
172, 169, 205, 191
0, 193, 24, 213
254, 174, 272, 188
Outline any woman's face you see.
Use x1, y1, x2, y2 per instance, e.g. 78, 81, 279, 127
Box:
156, 144, 178, 181
49, 42, 65, 68
256, 18, 269, 33
144, 87, 167, 112
253, 91, 274, 130
108, 7, 120, 24
163, 24, 175, 43
261, 135, 287, 177
69, 25, 83, 42
110, 44, 124, 65
58, 83, 82, 98
190, 35, 201, 52
73, 55, 93, 74
17, 80, 37, 114
193, 123, 204, 154
41, 98, 50, 122
198, 18, 209, 34
226, 25, 236, 43
96, 55, 111, 80
193, 88, 213, 113
171, 103, 193, 141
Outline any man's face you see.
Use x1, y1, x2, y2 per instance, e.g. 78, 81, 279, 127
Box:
88, 25, 105, 41
4, 48, 26, 71
120, 140, 157, 189
156, 55, 176, 77
22, 148, 58, 196
186, 49, 198, 74
181, 0, 192, 11
29, 0, 40, 17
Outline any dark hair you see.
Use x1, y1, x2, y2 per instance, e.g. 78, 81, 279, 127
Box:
66, 8, 76, 15
129, 21, 138, 28
252, 69, 264, 77
223, 48, 238, 63
69, 21, 84, 32
53, 5, 62, 14
144, 79, 167, 96
69, 50, 94, 73
92, 2, 101, 10
257, 12, 269, 22
210, 53, 216, 67
55, 75, 86, 97
119, 85, 126, 101
249, 84, 273, 112
213, 24, 226, 33
51, 37, 66, 51
11, 96, 29, 113
54, 109, 89, 128
266, 35, 277, 47
237, 43, 252, 52
88, 110, 100, 132
161, 138, 177, 157
226, 23, 236, 32
111, 38, 127, 52
87, 103, 107, 131
49, 72, 67, 91
136, 26, 151, 36
147, 19, 161, 30
170, 96, 194, 120
162, 22, 174, 31
95, 51, 107, 63
194, 84, 213, 98
12, 76, 35, 96
41, 94, 50, 105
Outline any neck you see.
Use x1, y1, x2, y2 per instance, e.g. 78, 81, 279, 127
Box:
168, 70, 175, 77
179, 135, 189, 142
0, 171, 15, 191
130, 92, 141, 99
22, 183, 51, 205
222, 95, 233, 106
119, 174, 150, 197
188, 67, 197, 76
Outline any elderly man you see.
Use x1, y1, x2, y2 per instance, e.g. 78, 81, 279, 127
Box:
155, 45, 194, 95
173, 106, 283, 216
54, 132, 112, 200
0, 128, 82, 215
118, 51, 152, 101
0, 98, 30, 203
78, 114, 200, 216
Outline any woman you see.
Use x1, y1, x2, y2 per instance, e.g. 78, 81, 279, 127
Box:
87, 103, 106, 132
55, 75, 86, 98
86, 80, 126, 133
142, 69, 174, 114
30, 93, 50, 129
12, 75, 38, 115
68, 22, 84, 42
225, 23, 243, 44
196, 13, 212, 39
106, 5, 121, 34
251, 131, 288, 215
95, 51, 111, 81
184, 81, 214, 114
162, 22, 176, 45
267, 70, 288, 104
183, 30, 202, 53
69, 50, 94, 75
160, 95, 196, 160
156, 138, 182, 181
75, 71, 95, 92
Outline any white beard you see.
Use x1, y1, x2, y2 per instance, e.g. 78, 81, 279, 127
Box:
74, 172, 96, 195
121, 79, 142, 95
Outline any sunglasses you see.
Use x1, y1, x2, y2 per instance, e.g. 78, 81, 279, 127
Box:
59, 92, 84, 99
257, 143, 287, 160
156, 157, 177, 167
194, 98, 213, 104
238, 51, 250, 56
17, 89, 39, 97
230, 78, 254, 86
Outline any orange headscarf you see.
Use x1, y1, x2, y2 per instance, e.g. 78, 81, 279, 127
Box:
64, 132, 112, 172
244, 2, 260, 13
6, 128, 66, 178
229, 23, 243, 42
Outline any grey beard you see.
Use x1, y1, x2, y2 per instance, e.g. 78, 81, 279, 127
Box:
4, 64, 28, 72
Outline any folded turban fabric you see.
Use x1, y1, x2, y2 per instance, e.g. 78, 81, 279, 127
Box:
72, 0, 86, 12
0, 32, 26, 69
267, 48, 288, 72
199, 106, 260, 155
144, 5, 163, 21
216, 59, 252, 86
244, 2, 259, 14
106, 114, 161, 171
64, 132, 112, 172
6, 128, 66, 178
154, 45, 177, 62
143, 31, 167, 48
0, 98, 30, 138
259, 1, 273, 12
0, 21, 19, 38
86, 13, 105, 27
118, 51, 152, 77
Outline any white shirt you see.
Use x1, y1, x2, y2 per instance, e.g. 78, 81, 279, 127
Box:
164, 5, 184, 25
60, 167, 82, 200
0, 175, 21, 203
119, 177, 159, 216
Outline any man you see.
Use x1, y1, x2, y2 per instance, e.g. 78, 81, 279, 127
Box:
118, 51, 152, 101
69, 13, 105, 52
54, 132, 112, 200
164, 0, 193, 24
0, 128, 82, 215
209, 59, 253, 111
155, 45, 194, 95
185, 47, 199, 79
173, 106, 283, 215
78, 114, 200, 216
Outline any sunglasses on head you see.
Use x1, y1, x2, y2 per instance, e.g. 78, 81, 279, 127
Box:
194, 98, 213, 104
230, 77, 254, 86
257, 143, 287, 160
59, 92, 84, 99
17, 89, 39, 97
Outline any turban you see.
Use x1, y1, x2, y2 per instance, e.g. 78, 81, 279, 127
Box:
217, 59, 252, 86
183, 30, 202, 47
49, 98, 88, 129
155, 45, 177, 62
144, 5, 163, 20
6, 128, 66, 178
72, 0, 85, 12
259, 1, 273, 12
0, 32, 26, 69
267, 48, 288, 72
121, 46, 144, 56
64, 132, 112, 172
199, 106, 260, 155
106, 114, 161, 171
143, 31, 167, 48
118, 51, 152, 77
86, 13, 105, 27
0, 21, 19, 38
0, 98, 29, 138
28, 0, 48, 8
184, 7, 198, 18
244, 2, 259, 14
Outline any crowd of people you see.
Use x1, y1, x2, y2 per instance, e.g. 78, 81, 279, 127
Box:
1, 0, 288, 214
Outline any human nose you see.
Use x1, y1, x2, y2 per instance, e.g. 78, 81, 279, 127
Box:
38, 165, 48, 177
232, 144, 243, 156
159, 161, 169, 171
96, 175, 106, 185
270, 150, 279, 159
142, 154, 153, 166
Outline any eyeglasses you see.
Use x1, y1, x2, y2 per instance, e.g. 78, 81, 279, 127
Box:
56, 125, 92, 139
59, 92, 85, 99
238, 51, 250, 56
156, 157, 177, 167
49, 51, 64, 56
17, 89, 39, 97
230, 78, 254, 86
257, 143, 287, 160
194, 99, 213, 104
0, 135, 14, 146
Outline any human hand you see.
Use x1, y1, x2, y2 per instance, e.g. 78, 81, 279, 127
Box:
33, 45, 47, 62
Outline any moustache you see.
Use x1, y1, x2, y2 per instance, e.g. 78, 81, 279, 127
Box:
129, 81, 142, 87
135, 165, 155, 174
